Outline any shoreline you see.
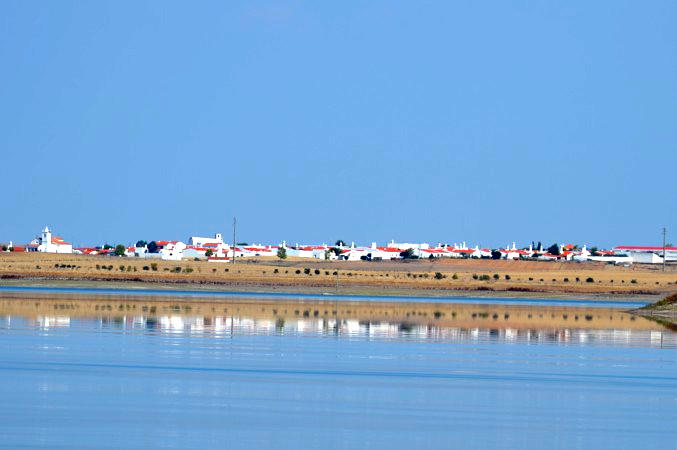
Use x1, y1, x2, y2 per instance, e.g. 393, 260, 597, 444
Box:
1, 253, 674, 303
0, 276, 661, 303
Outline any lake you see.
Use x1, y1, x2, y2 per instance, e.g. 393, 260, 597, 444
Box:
0, 288, 675, 449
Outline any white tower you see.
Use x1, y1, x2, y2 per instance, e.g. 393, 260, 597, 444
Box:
42, 226, 52, 245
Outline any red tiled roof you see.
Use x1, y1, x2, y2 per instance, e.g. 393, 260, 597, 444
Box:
614, 246, 677, 251
377, 247, 402, 252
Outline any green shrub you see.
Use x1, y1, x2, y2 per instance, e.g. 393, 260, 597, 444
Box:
150, 263, 158, 271
452, 273, 459, 280
586, 277, 594, 283
631, 279, 637, 284
472, 274, 479, 280
493, 274, 499, 280
142, 266, 149, 271
314, 269, 320, 275
303, 268, 311, 275
504, 274, 511, 280
434, 272, 445, 280
119, 265, 125, 271
479, 274, 491, 281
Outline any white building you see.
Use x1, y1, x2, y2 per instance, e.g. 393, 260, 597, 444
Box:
27, 227, 73, 254
385, 240, 430, 250
613, 246, 677, 263
189, 233, 224, 248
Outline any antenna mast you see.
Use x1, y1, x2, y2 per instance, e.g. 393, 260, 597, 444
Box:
662, 227, 667, 272
232, 217, 236, 264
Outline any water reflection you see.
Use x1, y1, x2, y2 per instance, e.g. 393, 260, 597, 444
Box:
1, 294, 676, 449
2, 312, 675, 348
1, 295, 675, 348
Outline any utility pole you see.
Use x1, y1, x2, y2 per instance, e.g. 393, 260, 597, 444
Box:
662, 227, 667, 272
232, 217, 236, 265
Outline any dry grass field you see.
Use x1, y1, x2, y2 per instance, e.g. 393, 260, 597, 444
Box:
1, 252, 676, 299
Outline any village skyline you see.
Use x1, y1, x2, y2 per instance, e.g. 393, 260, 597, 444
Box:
1, 222, 672, 254
4, 225, 674, 266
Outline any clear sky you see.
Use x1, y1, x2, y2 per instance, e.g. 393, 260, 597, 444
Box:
1, 1, 675, 248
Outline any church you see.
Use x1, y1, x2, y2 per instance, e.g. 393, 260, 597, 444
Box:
26, 226, 73, 254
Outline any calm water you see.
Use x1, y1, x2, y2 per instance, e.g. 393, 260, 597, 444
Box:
0, 293, 676, 449
0, 285, 651, 308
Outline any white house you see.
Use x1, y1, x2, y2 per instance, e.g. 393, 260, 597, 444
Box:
613, 245, 677, 263
385, 240, 430, 250
150, 240, 187, 261
189, 233, 224, 248
27, 227, 73, 254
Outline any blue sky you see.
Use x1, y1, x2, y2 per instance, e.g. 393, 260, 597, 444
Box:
1, 1, 675, 248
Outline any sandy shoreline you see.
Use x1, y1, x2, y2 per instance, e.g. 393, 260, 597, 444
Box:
0, 276, 661, 303
1, 253, 675, 302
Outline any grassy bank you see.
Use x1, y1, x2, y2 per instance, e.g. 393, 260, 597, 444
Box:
629, 293, 677, 329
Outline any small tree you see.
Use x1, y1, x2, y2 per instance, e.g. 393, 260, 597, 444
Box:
135, 240, 147, 248
335, 240, 347, 247
114, 244, 126, 257
400, 248, 416, 259
147, 241, 158, 253
103, 244, 113, 250
277, 246, 287, 259
205, 249, 214, 257
491, 250, 502, 260
547, 243, 560, 255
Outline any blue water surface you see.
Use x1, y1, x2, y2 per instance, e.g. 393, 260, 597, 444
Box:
0, 308, 675, 449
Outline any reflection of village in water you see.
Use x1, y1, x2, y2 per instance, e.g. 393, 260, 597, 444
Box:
1, 294, 675, 348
